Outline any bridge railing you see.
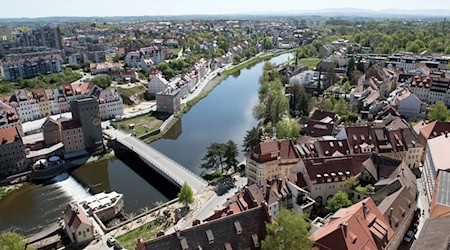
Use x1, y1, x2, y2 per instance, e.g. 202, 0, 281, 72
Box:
118, 136, 207, 189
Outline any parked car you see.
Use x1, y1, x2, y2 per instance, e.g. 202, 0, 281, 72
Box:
404, 230, 415, 243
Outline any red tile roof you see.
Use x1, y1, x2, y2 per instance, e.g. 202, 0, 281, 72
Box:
0, 127, 21, 144
312, 198, 394, 250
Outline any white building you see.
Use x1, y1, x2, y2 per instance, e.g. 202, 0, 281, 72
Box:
148, 73, 169, 96
63, 203, 95, 246
98, 88, 123, 120
390, 87, 423, 118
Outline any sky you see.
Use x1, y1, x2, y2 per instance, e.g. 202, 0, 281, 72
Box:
2, 0, 450, 18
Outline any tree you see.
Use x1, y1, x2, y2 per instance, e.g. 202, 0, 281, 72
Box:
346, 56, 355, 78
242, 127, 262, 152
327, 191, 352, 212
350, 69, 363, 85
333, 98, 350, 116
224, 140, 239, 173
0, 232, 29, 250
201, 143, 226, 173
92, 75, 112, 89
261, 209, 313, 250
233, 55, 241, 64
344, 177, 359, 191
276, 118, 300, 141
290, 84, 310, 117
178, 182, 194, 207
342, 81, 352, 93
429, 101, 449, 121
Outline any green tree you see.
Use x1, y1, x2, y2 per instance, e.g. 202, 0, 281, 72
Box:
242, 127, 262, 152
262, 209, 313, 250
333, 98, 350, 116
233, 55, 241, 64
327, 191, 353, 212
92, 75, 112, 89
201, 143, 226, 173
429, 101, 449, 121
290, 84, 310, 117
276, 118, 301, 141
224, 140, 239, 173
178, 182, 194, 207
344, 177, 359, 191
347, 56, 355, 78
342, 81, 352, 93
0, 232, 30, 250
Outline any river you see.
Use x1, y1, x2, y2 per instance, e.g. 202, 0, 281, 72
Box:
0, 52, 293, 236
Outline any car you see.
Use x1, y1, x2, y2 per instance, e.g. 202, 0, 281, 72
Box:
107, 236, 117, 247
403, 230, 415, 243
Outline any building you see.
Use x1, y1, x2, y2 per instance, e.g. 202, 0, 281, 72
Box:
1, 54, 62, 81
430, 170, 450, 218
148, 70, 169, 96
305, 109, 340, 137
311, 198, 394, 250
423, 133, 450, 181
70, 98, 103, 151
42, 117, 61, 147
98, 88, 123, 120
408, 74, 450, 106
79, 191, 124, 222
206, 179, 314, 222
413, 120, 450, 150
0, 100, 22, 136
17, 25, 63, 50
0, 127, 27, 177
389, 87, 423, 118
293, 155, 368, 205
361, 154, 417, 249
411, 215, 450, 250
137, 206, 269, 250
246, 140, 300, 185
90, 62, 121, 75
63, 203, 95, 246
156, 88, 180, 114
60, 119, 85, 155
336, 115, 423, 168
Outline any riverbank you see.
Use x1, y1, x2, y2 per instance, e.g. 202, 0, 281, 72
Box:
178, 48, 298, 120
0, 182, 27, 200
130, 49, 298, 144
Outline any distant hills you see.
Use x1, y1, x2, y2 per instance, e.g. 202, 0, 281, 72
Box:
0, 8, 449, 23
250, 8, 450, 18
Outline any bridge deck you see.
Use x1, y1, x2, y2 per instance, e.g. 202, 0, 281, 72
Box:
117, 134, 207, 193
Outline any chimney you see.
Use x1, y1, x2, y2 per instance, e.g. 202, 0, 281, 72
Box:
175, 227, 182, 239
341, 223, 348, 237
388, 207, 394, 226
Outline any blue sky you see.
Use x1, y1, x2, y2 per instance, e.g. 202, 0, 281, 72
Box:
2, 0, 450, 18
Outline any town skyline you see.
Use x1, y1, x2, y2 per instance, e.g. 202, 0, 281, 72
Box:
2, 0, 450, 18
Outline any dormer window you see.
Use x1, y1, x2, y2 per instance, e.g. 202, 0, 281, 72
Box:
206, 230, 214, 244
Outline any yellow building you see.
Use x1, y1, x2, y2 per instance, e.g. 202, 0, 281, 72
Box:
246, 140, 300, 185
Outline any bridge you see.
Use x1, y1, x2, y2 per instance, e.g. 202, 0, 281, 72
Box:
106, 129, 208, 194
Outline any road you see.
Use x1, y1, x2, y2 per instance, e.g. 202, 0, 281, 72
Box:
168, 175, 248, 233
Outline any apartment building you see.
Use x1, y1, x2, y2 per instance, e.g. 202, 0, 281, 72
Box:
98, 88, 123, 120
246, 139, 300, 185
60, 119, 85, 154
1, 54, 62, 81
0, 127, 27, 177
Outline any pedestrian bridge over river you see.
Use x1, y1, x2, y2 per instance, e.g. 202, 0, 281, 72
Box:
105, 129, 208, 194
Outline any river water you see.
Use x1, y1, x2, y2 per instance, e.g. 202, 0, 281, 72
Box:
0, 52, 293, 236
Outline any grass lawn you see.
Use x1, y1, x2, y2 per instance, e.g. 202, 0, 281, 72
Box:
298, 57, 321, 69
114, 112, 167, 136
117, 223, 160, 250
117, 85, 146, 99
171, 48, 182, 56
